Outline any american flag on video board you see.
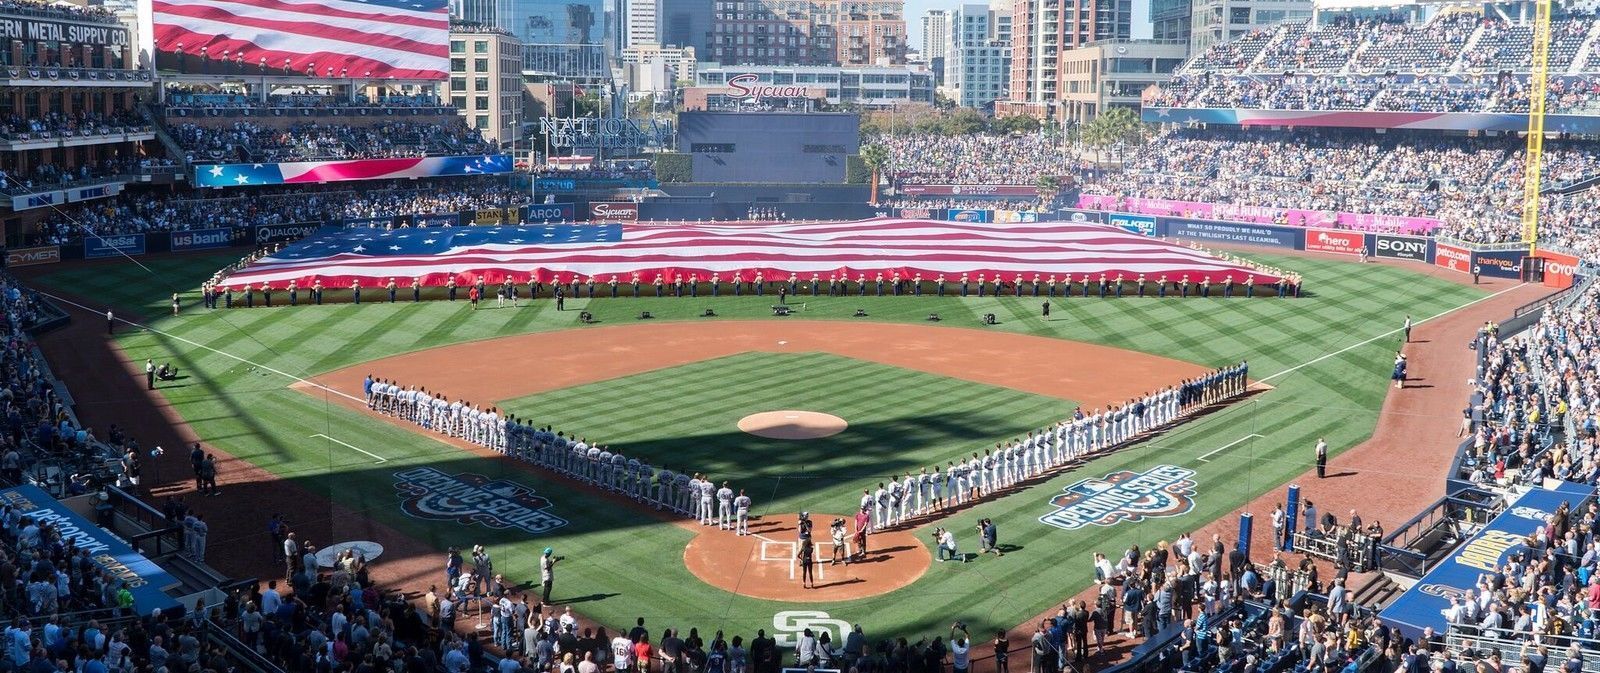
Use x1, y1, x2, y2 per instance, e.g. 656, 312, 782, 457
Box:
218, 219, 1285, 290
152, 0, 449, 80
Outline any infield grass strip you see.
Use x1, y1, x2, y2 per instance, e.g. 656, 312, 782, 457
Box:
498, 352, 1070, 514
29, 252, 1485, 644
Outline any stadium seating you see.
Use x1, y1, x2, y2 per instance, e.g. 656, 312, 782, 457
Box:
169, 119, 492, 163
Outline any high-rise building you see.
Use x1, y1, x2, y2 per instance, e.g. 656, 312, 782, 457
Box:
445, 23, 526, 146
709, 0, 907, 66
922, 9, 950, 60
1187, 0, 1308, 54
998, 0, 1133, 120
661, 0, 714, 54
454, 0, 609, 78
626, 0, 660, 47
944, 3, 1010, 109
1151, 0, 1191, 43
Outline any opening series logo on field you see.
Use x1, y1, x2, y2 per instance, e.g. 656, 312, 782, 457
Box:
393, 467, 567, 534
1039, 465, 1198, 531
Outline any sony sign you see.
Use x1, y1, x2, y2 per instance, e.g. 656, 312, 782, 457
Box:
726, 73, 812, 99
1374, 234, 1428, 262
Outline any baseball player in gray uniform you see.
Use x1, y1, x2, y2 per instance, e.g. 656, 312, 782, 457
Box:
734, 490, 752, 535
873, 482, 889, 530
698, 475, 715, 525
716, 482, 734, 530
675, 471, 692, 514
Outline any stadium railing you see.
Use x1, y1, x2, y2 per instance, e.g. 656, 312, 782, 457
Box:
1376, 489, 1502, 577
1447, 625, 1600, 673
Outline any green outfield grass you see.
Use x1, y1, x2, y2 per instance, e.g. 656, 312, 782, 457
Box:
500, 352, 1069, 513
29, 252, 1485, 644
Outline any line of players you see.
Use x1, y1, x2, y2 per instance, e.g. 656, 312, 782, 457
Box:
858, 362, 1249, 531
362, 375, 757, 533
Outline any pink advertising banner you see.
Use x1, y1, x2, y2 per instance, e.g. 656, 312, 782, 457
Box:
1075, 194, 1439, 235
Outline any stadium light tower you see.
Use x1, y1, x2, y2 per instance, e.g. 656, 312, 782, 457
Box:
1521, 0, 1552, 257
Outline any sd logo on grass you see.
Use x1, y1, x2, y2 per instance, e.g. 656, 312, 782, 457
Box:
394, 467, 568, 534
1039, 465, 1197, 531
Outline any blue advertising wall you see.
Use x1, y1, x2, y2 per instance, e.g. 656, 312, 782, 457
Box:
0, 485, 181, 615
1473, 249, 1526, 279
1380, 481, 1594, 637
1166, 219, 1305, 248
169, 228, 236, 252
1108, 213, 1157, 236
84, 234, 147, 259
524, 203, 577, 223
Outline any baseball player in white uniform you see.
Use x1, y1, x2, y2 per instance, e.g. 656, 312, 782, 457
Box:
716, 482, 734, 529
734, 490, 751, 535
698, 476, 715, 525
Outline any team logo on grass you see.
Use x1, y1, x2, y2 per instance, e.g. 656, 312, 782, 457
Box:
393, 467, 567, 534
772, 611, 851, 648
1039, 465, 1197, 531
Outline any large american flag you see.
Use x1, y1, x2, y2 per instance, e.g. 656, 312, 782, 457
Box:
218, 219, 1285, 289
152, 0, 449, 80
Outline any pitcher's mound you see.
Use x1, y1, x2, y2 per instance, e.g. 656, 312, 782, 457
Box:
738, 411, 847, 439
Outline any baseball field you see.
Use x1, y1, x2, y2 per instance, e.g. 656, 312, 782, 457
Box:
30, 251, 1485, 644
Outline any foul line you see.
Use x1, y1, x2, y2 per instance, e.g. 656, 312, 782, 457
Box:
37, 291, 363, 403
1258, 283, 1524, 383
310, 433, 389, 463
1197, 433, 1264, 463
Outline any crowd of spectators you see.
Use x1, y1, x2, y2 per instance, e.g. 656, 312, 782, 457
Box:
0, 111, 148, 140
883, 198, 1045, 212
25, 179, 529, 244
873, 133, 1079, 186
1155, 14, 1600, 113
0, 0, 116, 25
170, 120, 491, 163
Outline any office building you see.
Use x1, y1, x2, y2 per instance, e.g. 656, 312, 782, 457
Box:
622, 44, 697, 91
1151, 0, 1191, 42
709, 0, 907, 66
446, 23, 526, 146
661, 0, 714, 54
944, 3, 1010, 110
453, 0, 609, 78
922, 9, 950, 59
1054, 39, 1185, 124
1188, 0, 1309, 54
627, 0, 660, 47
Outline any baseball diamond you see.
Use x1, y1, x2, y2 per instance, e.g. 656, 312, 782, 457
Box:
14, 246, 1503, 654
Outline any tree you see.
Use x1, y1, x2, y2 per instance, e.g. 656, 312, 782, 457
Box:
946, 108, 988, 135
933, 91, 957, 110
630, 93, 656, 118
994, 115, 1042, 134
1037, 174, 1060, 194
859, 144, 890, 204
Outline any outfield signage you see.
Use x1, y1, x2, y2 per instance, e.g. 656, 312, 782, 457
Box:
589, 202, 639, 222
1304, 228, 1366, 255
1473, 249, 1525, 279
4, 245, 59, 267
256, 223, 322, 244
1166, 219, 1300, 249
1435, 242, 1471, 273
170, 228, 235, 252
1374, 234, 1429, 262
393, 467, 567, 534
0, 485, 179, 615
1108, 213, 1156, 237
414, 213, 461, 227
524, 204, 576, 224
1040, 465, 1198, 531
1539, 250, 1581, 289
896, 206, 935, 219
946, 209, 991, 223
1055, 209, 1105, 224
84, 234, 145, 259
899, 185, 1039, 197
343, 216, 394, 228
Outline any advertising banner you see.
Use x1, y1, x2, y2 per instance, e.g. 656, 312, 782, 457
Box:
945, 209, 992, 223
1054, 209, 1106, 224
169, 228, 235, 252
1539, 250, 1581, 289
10, 190, 62, 211
1108, 213, 1157, 237
343, 216, 394, 229
1374, 234, 1430, 262
1473, 249, 1525, 279
535, 178, 658, 192
473, 208, 506, 225
4, 245, 60, 267
194, 155, 513, 188
1435, 242, 1472, 273
899, 184, 1040, 197
1076, 194, 1439, 234
66, 181, 122, 203
897, 207, 935, 219
0, 484, 180, 616
414, 213, 461, 227
84, 234, 146, 259
589, 202, 640, 222
1304, 228, 1367, 255
1166, 219, 1300, 249
524, 204, 576, 224
256, 223, 323, 244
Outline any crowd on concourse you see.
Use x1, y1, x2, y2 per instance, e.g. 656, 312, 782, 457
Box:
170, 120, 491, 163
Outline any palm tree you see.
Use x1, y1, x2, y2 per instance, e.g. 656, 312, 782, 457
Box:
1037, 174, 1061, 198
860, 144, 889, 205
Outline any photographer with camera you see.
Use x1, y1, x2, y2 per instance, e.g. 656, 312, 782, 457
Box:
936, 527, 963, 563
830, 518, 849, 565
541, 547, 563, 603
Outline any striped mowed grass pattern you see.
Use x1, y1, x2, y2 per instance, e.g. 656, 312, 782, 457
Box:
29, 252, 1483, 642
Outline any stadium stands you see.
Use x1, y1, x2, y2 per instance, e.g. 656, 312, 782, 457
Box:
875, 133, 1082, 186
170, 120, 492, 163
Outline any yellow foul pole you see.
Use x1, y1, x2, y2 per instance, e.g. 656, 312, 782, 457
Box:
1521, 0, 1552, 257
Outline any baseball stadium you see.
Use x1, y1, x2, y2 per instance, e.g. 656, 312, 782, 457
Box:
0, 0, 1596, 671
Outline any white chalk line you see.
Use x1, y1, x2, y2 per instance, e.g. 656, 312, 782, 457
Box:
1258, 283, 1525, 383
38, 291, 363, 403
310, 433, 389, 463
1197, 433, 1265, 463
